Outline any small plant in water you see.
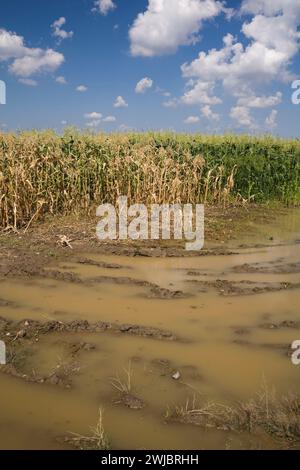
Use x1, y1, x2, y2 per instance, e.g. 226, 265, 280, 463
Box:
66, 408, 110, 450
165, 384, 300, 447
110, 361, 133, 393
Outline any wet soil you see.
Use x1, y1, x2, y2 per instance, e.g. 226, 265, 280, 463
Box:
0, 206, 300, 450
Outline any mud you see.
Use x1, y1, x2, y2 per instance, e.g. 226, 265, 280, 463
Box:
232, 262, 300, 274
0, 207, 300, 450
115, 393, 145, 410
0, 318, 177, 343
0, 360, 78, 389
187, 278, 300, 296
259, 320, 300, 330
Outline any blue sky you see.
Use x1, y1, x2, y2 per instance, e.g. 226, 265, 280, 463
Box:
0, 0, 300, 136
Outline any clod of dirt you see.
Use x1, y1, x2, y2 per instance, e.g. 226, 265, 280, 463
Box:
117, 393, 145, 410
77, 257, 124, 269
233, 327, 251, 335
69, 341, 96, 356
188, 279, 300, 297
145, 286, 189, 299
232, 262, 300, 275
0, 317, 177, 343
0, 359, 78, 389
259, 320, 300, 330
43, 270, 190, 299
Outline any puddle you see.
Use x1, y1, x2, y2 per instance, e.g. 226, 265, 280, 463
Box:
0, 211, 300, 449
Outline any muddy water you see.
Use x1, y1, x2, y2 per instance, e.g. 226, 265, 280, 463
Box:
1, 212, 300, 449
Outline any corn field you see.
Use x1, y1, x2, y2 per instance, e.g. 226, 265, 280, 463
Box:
1, 130, 300, 229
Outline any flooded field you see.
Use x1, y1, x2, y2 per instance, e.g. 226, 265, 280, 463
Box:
0, 209, 300, 450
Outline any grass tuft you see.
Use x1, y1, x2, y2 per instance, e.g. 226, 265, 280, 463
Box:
66, 408, 110, 450
166, 385, 300, 446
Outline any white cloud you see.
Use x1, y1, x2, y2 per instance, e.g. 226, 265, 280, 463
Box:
163, 81, 221, 109
93, 0, 116, 15
18, 78, 38, 86
241, 0, 300, 18
201, 104, 219, 120
114, 95, 128, 108
0, 29, 24, 60
230, 106, 256, 129
10, 49, 64, 77
237, 92, 282, 108
84, 112, 102, 119
176, 1, 300, 127
184, 115, 199, 124
181, 80, 222, 106
103, 115, 116, 122
265, 109, 278, 129
56, 75, 67, 85
163, 98, 178, 108
0, 29, 64, 77
51, 17, 73, 41
129, 0, 229, 57
181, 33, 291, 95
77, 85, 88, 92
135, 77, 153, 94
155, 86, 171, 97
181, 2, 300, 97
84, 113, 116, 125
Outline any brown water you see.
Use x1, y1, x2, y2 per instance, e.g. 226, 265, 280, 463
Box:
1, 211, 300, 450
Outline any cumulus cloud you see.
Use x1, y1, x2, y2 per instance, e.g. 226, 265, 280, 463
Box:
201, 104, 219, 120
241, 0, 300, 18
181, 2, 300, 97
10, 49, 64, 77
56, 75, 67, 85
84, 113, 116, 126
114, 95, 128, 108
237, 92, 282, 108
163, 98, 179, 108
77, 85, 88, 92
265, 109, 278, 129
0, 29, 64, 77
184, 115, 200, 124
181, 32, 292, 97
103, 115, 116, 122
84, 112, 102, 119
129, 0, 228, 57
181, 80, 222, 106
0, 29, 24, 60
135, 77, 153, 94
230, 106, 256, 129
18, 78, 38, 86
175, 1, 300, 128
163, 81, 221, 110
51, 17, 73, 41
93, 0, 116, 15
155, 87, 171, 97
